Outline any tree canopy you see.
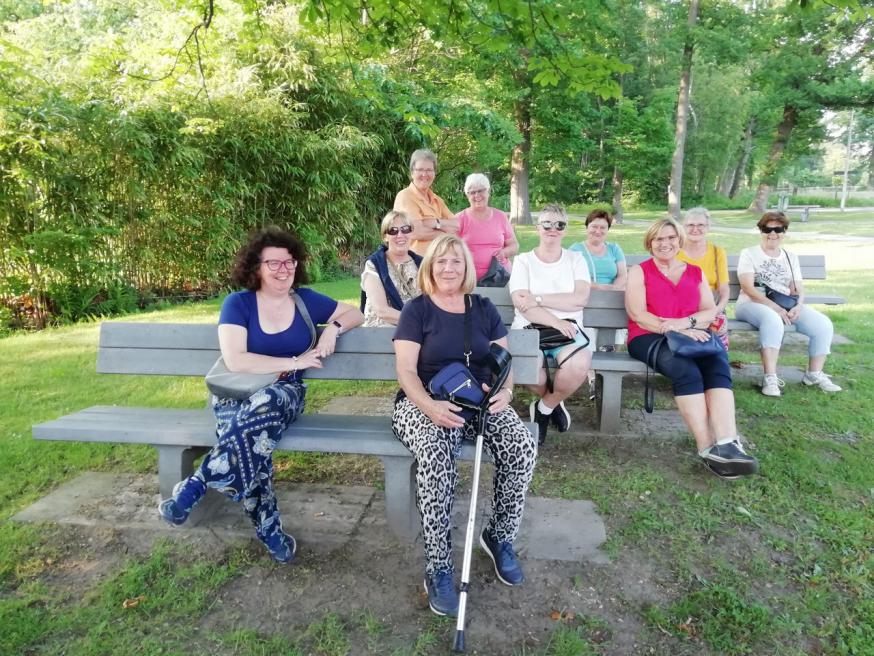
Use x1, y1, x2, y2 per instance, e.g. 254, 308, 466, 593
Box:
0, 0, 872, 327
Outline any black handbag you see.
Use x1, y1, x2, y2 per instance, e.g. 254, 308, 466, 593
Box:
427, 295, 485, 420
644, 329, 724, 413
764, 286, 798, 310
477, 256, 510, 287
525, 320, 590, 351
761, 249, 799, 310
525, 320, 590, 392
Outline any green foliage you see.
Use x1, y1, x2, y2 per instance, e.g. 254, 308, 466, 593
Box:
0, 1, 421, 327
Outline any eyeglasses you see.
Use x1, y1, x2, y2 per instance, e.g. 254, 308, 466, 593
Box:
684, 223, 707, 230
386, 225, 414, 236
412, 167, 435, 174
466, 188, 489, 196
261, 258, 297, 271
539, 220, 567, 231
761, 226, 786, 234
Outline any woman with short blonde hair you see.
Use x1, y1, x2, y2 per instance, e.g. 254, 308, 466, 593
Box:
392, 235, 536, 617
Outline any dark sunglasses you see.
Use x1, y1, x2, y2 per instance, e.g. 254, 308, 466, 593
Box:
539, 220, 567, 231
386, 225, 414, 236
761, 226, 786, 234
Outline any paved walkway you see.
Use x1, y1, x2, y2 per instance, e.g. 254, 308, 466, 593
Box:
563, 208, 874, 243
13, 472, 609, 564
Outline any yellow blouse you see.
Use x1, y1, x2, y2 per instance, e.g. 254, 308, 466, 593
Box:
678, 241, 728, 291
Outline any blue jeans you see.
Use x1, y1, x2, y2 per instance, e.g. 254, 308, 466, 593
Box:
169, 379, 306, 544
734, 302, 833, 356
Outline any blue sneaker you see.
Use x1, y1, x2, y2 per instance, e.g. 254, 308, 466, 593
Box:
157, 478, 206, 526
260, 530, 297, 564
423, 571, 459, 617
157, 498, 188, 526
480, 529, 524, 586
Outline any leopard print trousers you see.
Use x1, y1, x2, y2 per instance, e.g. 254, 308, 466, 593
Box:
392, 397, 538, 576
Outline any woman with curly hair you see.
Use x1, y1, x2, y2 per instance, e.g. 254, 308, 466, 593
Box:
158, 227, 363, 562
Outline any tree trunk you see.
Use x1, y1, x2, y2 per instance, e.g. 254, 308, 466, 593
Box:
868, 139, 874, 189
718, 158, 735, 195
510, 68, 532, 225
728, 117, 755, 199
748, 105, 797, 213
667, 0, 699, 220
612, 166, 624, 223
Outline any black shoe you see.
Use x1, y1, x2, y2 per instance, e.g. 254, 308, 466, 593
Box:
529, 400, 549, 445
701, 441, 759, 477
703, 460, 742, 480
550, 401, 571, 433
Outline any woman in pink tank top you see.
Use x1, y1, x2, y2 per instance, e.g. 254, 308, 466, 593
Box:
625, 219, 760, 480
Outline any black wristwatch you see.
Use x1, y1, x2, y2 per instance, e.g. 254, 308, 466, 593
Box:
331, 320, 343, 335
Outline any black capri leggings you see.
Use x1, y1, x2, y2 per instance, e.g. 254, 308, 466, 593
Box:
628, 333, 732, 397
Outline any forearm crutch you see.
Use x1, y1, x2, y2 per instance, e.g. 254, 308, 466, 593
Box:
453, 344, 512, 653
453, 407, 487, 653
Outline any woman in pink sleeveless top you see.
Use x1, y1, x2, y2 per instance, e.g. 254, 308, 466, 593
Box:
625, 218, 759, 479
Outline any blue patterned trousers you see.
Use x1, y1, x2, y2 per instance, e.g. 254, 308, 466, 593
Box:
169, 379, 306, 550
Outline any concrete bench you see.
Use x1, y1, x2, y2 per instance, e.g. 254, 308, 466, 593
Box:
477, 286, 647, 434
32, 321, 540, 539
624, 254, 845, 309
772, 204, 821, 222
477, 253, 843, 433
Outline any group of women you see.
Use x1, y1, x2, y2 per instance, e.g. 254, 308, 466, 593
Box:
157, 148, 841, 620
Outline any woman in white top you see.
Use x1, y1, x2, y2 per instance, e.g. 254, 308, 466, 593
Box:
360, 210, 422, 327
509, 204, 592, 443
735, 211, 841, 397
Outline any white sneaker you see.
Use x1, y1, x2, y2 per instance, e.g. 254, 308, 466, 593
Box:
802, 371, 842, 392
761, 374, 785, 397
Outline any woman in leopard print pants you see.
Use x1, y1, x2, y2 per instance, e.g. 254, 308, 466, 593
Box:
393, 235, 537, 618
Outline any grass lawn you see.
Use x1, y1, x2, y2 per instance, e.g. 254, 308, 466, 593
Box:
1, 217, 872, 655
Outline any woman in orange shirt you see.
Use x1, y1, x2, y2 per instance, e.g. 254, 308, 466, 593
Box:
393, 149, 457, 255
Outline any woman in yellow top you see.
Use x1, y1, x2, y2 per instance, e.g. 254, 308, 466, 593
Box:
678, 207, 730, 349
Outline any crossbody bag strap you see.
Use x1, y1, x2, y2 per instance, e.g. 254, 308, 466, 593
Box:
463, 294, 473, 367
290, 289, 317, 351
782, 248, 797, 294
644, 336, 666, 414
580, 243, 597, 282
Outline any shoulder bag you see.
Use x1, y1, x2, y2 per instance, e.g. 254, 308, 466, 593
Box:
477, 256, 510, 287
428, 294, 486, 418
762, 249, 799, 310
644, 328, 724, 413
524, 319, 590, 392
204, 290, 317, 400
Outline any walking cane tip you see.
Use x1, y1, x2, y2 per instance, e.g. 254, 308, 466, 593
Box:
452, 629, 466, 652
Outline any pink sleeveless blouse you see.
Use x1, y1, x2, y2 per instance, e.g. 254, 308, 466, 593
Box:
627, 258, 703, 343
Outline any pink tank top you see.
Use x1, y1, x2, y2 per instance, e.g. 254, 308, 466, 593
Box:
627, 258, 703, 343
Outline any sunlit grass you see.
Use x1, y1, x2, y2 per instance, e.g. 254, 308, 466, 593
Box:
1, 217, 872, 654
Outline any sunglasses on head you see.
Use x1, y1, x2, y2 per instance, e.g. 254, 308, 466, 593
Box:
386, 225, 414, 236
539, 220, 567, 231
761, 226, 786, 234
